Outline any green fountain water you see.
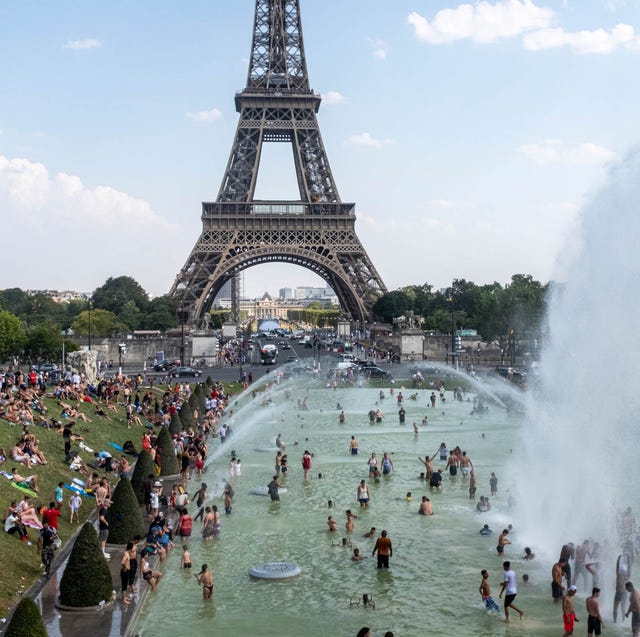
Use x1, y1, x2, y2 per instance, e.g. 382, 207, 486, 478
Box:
132, 378, 630, 636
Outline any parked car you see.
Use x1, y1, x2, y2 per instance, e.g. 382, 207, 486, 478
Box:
36, 362, 58, 373
171, 366, 201, 378
279, 341, 292, 350
154, 360, 177, 372
362, 366, 393, 380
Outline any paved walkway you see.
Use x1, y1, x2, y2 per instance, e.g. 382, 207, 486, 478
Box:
27, 478, 182, 637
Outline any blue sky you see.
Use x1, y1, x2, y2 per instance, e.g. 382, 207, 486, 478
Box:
1, 0, 639, 298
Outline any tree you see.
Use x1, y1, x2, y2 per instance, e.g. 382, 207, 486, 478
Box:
59, 523, 113, 607
157, 427, 180, 476
143, 295, 179, 331
0, 309, 26, 363
179, 402, 195, 429
169, 413, 183, 437
118, 300, 143, 332
92, 276, 149, 316
107, 478, 146, 544
71, 309, 123, 337
23, 322, 63, 363
5, 596, 47, 637
372, 290, 412, 323
130, 450, 155, 506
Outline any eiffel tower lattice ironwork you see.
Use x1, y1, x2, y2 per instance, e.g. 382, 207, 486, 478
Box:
171, 0, 387, 326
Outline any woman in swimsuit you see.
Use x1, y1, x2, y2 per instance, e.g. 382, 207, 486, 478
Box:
201, 507, 216, 541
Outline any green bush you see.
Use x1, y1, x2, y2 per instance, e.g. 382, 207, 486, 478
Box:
157, 427, 180, 476
130, 450, 155, 505
188, 392, 200, 420
107, 478, 146, 544
59, 523, 113, 607
194, 383, 207, 415
5, 596, 47, 637
205, 375, 214, 387
169, 412, 182, 437
179, 401, 195, 428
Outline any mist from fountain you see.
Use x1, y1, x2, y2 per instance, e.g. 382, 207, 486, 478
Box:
515, 150, 640, 568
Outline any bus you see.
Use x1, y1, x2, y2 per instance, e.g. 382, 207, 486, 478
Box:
260, 344, 278, 365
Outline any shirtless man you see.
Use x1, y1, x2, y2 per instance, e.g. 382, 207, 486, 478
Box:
418, 496, 433, 515
586, 587, 604, 636
552, 559, 567, 602
196, 563, 214, 599
363, 527, 376, 538
350, 436, 359, 456
562, 586, 578, 636
469, 469, 477, 500
418, 454, 435, 482
460, 451, 472, 478
11, 468, 39, 493
625, 581, 640, 637
497, 529, 511, 556
479, 569, 500, 612
345, 510, 358, 532
327, 516, 337, 532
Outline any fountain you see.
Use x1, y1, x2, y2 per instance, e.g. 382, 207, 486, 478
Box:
131, 155, 640, 635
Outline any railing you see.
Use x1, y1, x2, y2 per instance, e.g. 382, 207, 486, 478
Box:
202, 201, 355, 216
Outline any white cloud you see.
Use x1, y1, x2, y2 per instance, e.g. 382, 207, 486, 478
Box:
64, 38, 102, 50
186, 108, 222, 124
322, 91, 345, 105
0, 154, 182, 294
344, 133, 395, 148
408, 0, 553, 44
370, 38, 391, 60
0, 154, 177, 229
523, 23, 640, 53
518, 140, 617, 165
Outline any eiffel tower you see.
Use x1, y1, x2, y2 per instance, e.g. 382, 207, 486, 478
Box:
171, 0, 387, 326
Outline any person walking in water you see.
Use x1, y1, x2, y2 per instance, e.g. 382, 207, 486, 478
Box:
479, 569, 500, 612
625, 581, 640, 637
196, 563, 214, 599
586, 587, 604, 636
357, 480, 370, 508
562, 585, 578, 636
372, 530, 392, 569
301, 450, 312, 480
499, 561, 524, 622
350, 436, 359, 456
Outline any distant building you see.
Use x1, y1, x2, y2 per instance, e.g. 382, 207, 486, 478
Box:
24, 289, 90, 303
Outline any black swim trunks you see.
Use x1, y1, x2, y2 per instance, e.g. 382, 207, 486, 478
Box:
504, 593, 516, 607
587, 615, 602, 635
552, 582, 563, 599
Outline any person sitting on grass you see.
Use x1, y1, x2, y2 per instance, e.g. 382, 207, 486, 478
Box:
4, 510, 30, 544
11, 467, 39, 493
10, 443, 34, 468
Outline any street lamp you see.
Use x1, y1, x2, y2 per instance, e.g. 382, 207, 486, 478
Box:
87, 296, 93, 351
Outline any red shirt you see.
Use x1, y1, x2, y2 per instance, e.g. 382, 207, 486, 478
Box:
44, 508, 61, 529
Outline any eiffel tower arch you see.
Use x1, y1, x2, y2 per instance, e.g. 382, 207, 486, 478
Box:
171, 0, 387, 326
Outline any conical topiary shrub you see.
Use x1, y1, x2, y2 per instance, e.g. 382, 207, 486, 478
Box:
59, 523, 113, 607
205, 375, 214, 387
130, 450, 155, 505
188, 393, 200, 423
5, 597, 47, 637
194, 383, 207, 415
157, 427, 180, 476
179, 401, 195, 429
169, 412, 182, 437
107, 478, 146, 544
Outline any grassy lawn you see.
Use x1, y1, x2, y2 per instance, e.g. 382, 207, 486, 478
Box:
0, 379, 242, 617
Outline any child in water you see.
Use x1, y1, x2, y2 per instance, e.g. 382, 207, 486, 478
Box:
181, 545, 192, 569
